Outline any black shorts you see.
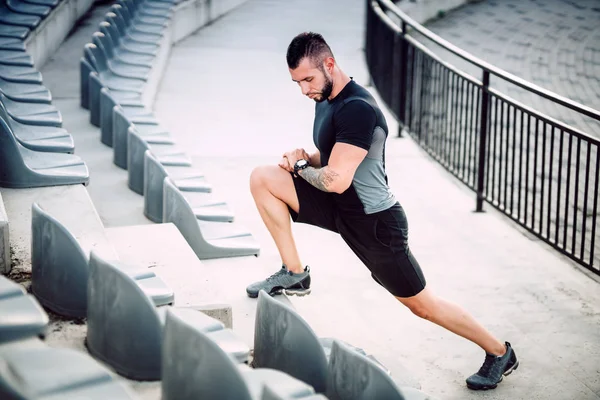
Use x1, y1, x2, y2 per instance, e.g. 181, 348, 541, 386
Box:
288, 174, 426, 298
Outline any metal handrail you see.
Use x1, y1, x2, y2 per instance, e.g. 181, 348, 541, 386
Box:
377, 0, 600, 122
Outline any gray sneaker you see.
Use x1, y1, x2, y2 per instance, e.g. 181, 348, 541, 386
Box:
246, 265, 311, 298
466, 342, 519, 390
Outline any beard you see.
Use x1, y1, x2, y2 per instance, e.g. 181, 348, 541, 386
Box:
313, 68, 333, 102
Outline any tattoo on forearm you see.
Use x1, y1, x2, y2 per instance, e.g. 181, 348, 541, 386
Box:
299, 166, 339, 192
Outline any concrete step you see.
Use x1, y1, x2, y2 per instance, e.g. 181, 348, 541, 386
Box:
104, 222, 290, 347
0, 184, 117, 279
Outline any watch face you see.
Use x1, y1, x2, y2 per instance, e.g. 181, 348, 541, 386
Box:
296, 159, 308, 167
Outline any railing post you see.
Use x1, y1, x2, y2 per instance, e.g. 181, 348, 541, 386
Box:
476, 70, 490, 212
397, 20, 408, 137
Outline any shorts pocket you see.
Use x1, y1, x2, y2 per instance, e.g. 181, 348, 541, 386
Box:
373, 219, 393, 248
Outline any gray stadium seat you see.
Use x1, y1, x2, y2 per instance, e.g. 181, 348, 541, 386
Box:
24, 0, 59, 7
0, 344, 138, 399
0, 118, 88, 188
162, 308, 312, 400
86, 251, 171, 380
0, 5, 41, 28
87, 71, 142, 125
163, 177, 260, 259
0, 24, 29, 39
31, 202, 96, 318
31, 204, 173, 318
101, 12, 159, 54
143, 151, 213, 222
113, 106, 169, 169
5, 0, 51, 18
127, 127, 189, 194
100, 87, 156, 146
0, 93, 61, 127
0, 49, 33, 66
254, 292, 394, 395
326, 341, 435, 400
104, 12, 160, 55
0, 64, 41, 83
0, 275, 48, 344
254, 291, 329, 393
92, 32, 151, 80
0, 101, 73, 153
164, 308, 250, 363
110, 3, 167, 40
98, 21, 155, 67
261, 385, 329, 400
0, 37, 26, 51
82, 43, 145, 103
0, 77, 51, 103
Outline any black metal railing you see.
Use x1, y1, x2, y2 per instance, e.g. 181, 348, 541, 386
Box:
366, 0, 600, 274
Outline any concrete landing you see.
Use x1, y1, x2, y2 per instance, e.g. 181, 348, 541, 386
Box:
152, 0, 600, 399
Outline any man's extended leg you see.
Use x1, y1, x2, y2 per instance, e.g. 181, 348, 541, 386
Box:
397, 288, 518, 390
396, 287, 505, 355
249, 165, 304, 273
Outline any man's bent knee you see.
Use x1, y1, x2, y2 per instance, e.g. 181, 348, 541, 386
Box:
396, 291, 436, 321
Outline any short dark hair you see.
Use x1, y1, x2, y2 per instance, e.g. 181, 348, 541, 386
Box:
286, 32, 334, 70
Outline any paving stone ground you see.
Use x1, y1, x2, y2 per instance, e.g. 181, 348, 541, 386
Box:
412, 0, 600, 137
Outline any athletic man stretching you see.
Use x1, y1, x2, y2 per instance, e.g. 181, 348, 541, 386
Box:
247, 32, 518, 390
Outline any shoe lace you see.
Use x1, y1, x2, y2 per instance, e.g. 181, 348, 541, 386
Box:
266, 268, 288, 282
477, 354, 497, 377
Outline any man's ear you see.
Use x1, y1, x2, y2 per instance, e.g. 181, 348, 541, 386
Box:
324, 56, 335, 73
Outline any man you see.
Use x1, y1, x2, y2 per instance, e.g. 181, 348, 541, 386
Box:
247, 32, 518, 390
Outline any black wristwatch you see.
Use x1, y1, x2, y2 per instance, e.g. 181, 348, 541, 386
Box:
293, 159, 310, 174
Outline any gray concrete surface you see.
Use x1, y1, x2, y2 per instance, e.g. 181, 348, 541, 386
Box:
0, 192, 9, 274
23, 0, 600, 399
152, 0, 600, 399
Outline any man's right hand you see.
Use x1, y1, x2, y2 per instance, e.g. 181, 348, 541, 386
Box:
279, 148, 311, 172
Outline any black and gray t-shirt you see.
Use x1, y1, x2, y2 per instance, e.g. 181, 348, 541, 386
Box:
313, 79, 396, 215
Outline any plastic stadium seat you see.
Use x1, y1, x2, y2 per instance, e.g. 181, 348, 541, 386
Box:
0, 343, 138, 399
0, 275, 48, 344
81, 44, 145, 107
5, 0, 51, 18
0, 49, 32, 65
127, 127, 189, 194
0, 118, 88, 188
0, 37, 25, 51
162, 308, 313, 400
0, 4, 41, 28
87, 252, 245, 380
162, 177, 260, 259
31, 204, 173, 318
0, 23, 29, 39
326, 341, 436, 400
22, 0, 59, 8
99, 87, 156, 146
0, 77, 52, 103
112, 106, 170, 169
97, 21, 155, 67
254, 292, 393, 394
92, 32, 151, 80
0, 63, 41, 83
87, 71, 142, 125
143, 151, 217, 222
0, 93, 61, 127
262, 386, 329, 400
0, 100, 73, 153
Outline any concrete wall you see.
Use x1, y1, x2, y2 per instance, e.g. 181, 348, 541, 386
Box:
171, 0, 248, 43
25, 0, 96, 69
396, 0, 475, 25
